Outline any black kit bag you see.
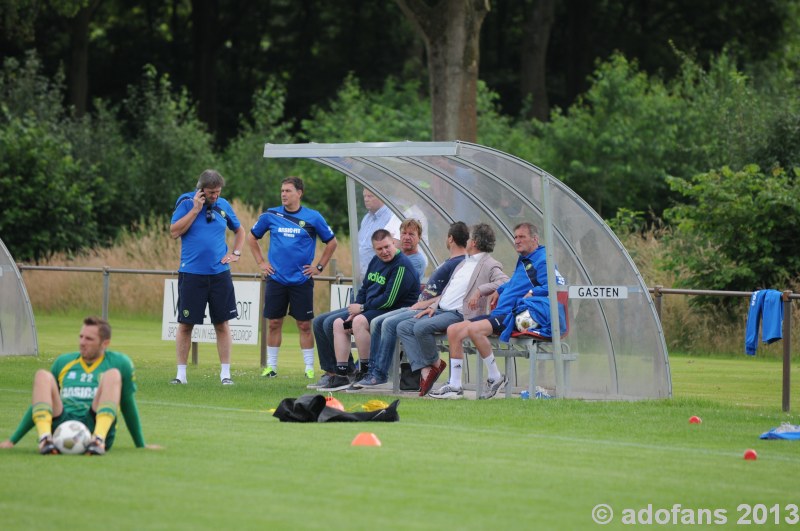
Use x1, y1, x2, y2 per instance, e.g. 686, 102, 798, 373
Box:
273, 394, 400, 423
399, 362, 421, 391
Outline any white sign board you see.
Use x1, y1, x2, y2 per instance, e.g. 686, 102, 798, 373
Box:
330, 284, 353, 311
568, 285, 629, 299
162, 279, 260, 344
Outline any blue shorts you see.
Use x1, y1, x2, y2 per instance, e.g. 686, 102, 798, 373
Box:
177, 271, 238, 325
469, 314, 508, 335
264, 277, 315, 321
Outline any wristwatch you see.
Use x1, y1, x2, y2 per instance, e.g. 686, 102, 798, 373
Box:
360, 304, 365, 313
232, 250, 241, 256
316, 264, 324, 272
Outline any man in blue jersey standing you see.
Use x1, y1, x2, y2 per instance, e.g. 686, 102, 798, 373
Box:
170, 169, 245, 385
247, 176, 338, 379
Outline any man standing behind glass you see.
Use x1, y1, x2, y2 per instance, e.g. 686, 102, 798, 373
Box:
359, 189, 401, 277
169, 169, 245, 385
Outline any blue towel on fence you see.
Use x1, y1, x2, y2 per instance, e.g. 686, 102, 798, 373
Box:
744, 289, 783, 356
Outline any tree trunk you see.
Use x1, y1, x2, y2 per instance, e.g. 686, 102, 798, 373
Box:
520, 0, 555, 121
395, 0, 490, 142
191, 0, 218, 133
68, 1, 101, 117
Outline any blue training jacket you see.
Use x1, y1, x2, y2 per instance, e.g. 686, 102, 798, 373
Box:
744, 289, 783, 356
491, 245, 565, 317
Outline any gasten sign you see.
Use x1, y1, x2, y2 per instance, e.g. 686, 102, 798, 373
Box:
161, 279, 260, 344
568, 285, 629, 299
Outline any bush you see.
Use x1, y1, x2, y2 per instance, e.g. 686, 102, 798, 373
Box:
0, 53, 99, 261
220, 79, 296, 208
292, 76, 432, 232
665, 165, 800, 298
121, 65, 216, 216
0, 114, 97, 261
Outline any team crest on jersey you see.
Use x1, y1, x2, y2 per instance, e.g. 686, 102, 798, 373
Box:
67, 371, 76, 380
299, 220, 306, 227
525, 263, 532, 270
220, 210, 227, 219
183, 309, 189, 317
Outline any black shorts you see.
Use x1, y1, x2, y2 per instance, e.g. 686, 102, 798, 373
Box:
264, 277, 315, 321
469, 314, 508, 335
177, 271, 238, 325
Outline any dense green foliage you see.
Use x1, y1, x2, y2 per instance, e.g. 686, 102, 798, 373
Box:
665, 165, 800, 295
3, 44, 800, 296
0, 56, 217, 260
0, 54, 97, 260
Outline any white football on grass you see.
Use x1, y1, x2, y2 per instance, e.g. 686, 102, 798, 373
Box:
53, 420, 91, 455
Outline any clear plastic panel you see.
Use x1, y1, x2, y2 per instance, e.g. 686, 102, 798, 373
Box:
269, 142, 670, 399
0, 239, 38, 356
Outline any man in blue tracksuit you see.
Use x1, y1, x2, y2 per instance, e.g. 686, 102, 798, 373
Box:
444, 222, 564, 399
319, 229, 419, 391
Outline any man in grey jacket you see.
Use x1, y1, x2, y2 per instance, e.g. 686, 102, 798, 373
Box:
397, 223, 508, 397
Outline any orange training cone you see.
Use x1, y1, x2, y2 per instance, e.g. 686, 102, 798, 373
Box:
351, 432, 382, 447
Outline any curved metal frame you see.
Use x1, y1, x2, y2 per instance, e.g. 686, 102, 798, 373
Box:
264, 141, 671, 399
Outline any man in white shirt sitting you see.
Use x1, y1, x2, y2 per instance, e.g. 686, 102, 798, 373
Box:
397, 223, 508, 397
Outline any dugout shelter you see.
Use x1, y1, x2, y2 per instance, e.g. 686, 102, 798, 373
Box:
263, 141, 671, 400
0, 237, 38, 356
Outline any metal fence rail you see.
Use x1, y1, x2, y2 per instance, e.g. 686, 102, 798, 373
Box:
650, 286, 797, 412
16, 265, 797, 411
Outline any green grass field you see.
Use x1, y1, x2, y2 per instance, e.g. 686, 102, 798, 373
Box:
2, 313, 799, 530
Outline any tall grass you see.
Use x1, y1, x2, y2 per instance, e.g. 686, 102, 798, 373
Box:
18, 214, 798, 358
619, 228, 800, 358
22, 200, 354, 318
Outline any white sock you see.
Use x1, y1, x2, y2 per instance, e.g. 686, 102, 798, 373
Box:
267, 346, 279, 368
450, 360, 463, 387
302, 348, 315, 371
484, 353, 502, 381
220, 363, 231, 380
176, 364, 187, 383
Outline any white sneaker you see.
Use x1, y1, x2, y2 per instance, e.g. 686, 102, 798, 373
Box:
479, 375, 508, 399
429, 383, 464, 399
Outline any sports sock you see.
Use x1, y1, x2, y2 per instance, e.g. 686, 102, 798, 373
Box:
176, 364, 187, 383
94, 402, 118, 440
450, 360, 463, 387
301, 348, 315, 371
267, 346, 279, 369
335, 363, 349, 376
484, 353, 502, 381
220, 363, 231, 380
359, 359, 370, 374
32, 402, 53, 439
